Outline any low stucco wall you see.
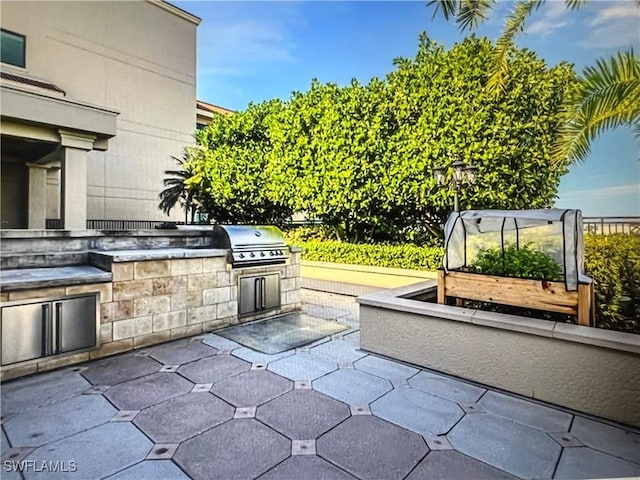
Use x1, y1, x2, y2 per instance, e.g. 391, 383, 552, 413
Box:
358, 281, 640, 428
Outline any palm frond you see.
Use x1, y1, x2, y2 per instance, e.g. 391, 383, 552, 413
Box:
553, 49, 640, 164
457, 0, 497, 30
426, 0, 459, 21
564, 0, 587, 9
487, 0, 546, 94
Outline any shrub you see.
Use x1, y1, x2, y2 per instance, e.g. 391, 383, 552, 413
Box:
295, 240, 443, 271
468, 244, 563, 281
283, 226, 338, 244
584, 234, 640, 332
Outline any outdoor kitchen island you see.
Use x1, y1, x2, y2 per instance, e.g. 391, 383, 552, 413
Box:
0, 227, 302, 381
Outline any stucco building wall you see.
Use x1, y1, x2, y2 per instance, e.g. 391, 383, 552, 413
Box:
0, 0, 199, 222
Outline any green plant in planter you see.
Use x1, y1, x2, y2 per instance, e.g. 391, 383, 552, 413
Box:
469, 244, 563, 281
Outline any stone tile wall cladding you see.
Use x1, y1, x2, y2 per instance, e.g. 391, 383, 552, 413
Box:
0, 251, 301, 382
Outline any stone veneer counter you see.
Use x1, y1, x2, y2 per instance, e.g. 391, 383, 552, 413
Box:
0, 238, 302, 381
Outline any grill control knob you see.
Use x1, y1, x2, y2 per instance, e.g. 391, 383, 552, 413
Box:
250, 252, 255, 258
269, 251, 275, 256
239, 253, 245, 258
260, 252, 265, 257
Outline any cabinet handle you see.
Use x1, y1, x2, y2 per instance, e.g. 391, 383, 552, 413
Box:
261, 278, 266, 309
55, 302, 62, 354
254, 278, 260, 311
42, 304, 50, 356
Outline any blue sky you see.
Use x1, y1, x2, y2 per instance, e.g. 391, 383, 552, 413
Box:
176, 0, 639, 217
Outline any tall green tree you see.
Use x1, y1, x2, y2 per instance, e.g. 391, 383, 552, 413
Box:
192, 100, 293, 225
192, 35, 576, 242
427, 0, 640, 164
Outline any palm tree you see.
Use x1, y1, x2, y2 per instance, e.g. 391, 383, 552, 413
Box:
159, 155, 198, 223
427, 0, 640, 164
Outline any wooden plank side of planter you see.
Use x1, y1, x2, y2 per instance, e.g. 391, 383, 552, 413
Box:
443, 271, 579, 315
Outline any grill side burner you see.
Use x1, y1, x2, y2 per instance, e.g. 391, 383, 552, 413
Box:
212, 225, 290, 267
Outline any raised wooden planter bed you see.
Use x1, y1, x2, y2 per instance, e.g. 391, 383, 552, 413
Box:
437, 270, 593, 326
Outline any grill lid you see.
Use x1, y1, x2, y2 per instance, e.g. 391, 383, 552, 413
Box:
213, 225, 289, 266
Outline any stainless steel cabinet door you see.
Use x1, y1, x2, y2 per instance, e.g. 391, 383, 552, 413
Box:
239, 276, 258, 316
55, 296, 96, 353
263, 274, 281, 311
1, 303, 47, 365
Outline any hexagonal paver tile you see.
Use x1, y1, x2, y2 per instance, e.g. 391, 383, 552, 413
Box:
478, 390, 572, 433
554, 446, 640, 479
1, 371, 90, 413
409, 371, 486, 404
105, 373, 193, 410
313, 369, 392, 405
571, 416, 640, 464
371, 388, 464, 437
310, 341, 367, 363
106, 460, 189, 479
317, 415, 427, 479
354, 355, 418, 383
201, 334, 241, 351
178, 355, 250, 384
212, 370, 292, 407
257, 389, 350, 439
342, 331, 360, 346
134, 392, 234, 443
2, 428, 11, 455
23, 422, 152, 479
146, 339, 217, 365
448, 412, 561, 479
268, 353, 337, 381
174, 419, 289, 480
407, 451, 518, 480
4, 394, 116, 448
232, 347, 294, 365
82, 354, 162, 386
257, 456, 357, 480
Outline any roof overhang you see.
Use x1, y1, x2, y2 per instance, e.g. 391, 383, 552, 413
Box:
150, 1, 202, 25
0, 86, 119, 150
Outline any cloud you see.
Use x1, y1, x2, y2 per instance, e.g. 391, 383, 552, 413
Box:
590, 2, 640, 26
559, 183, 639, 201
196, 3, 304, 78
525, 1, 572, 36
581, 1, 640, 48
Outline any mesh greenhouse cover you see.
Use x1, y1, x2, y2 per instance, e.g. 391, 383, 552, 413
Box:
443, 209, 591, 291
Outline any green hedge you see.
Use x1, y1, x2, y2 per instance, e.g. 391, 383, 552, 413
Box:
295, 240, 444, 271
584, 234, 640, 332
294, 234, 639, 333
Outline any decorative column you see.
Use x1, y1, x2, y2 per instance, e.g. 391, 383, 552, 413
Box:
59, 130, 96, 230
27, 164, 48, 229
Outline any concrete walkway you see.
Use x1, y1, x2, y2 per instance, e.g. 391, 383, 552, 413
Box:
1, 292, 639, 480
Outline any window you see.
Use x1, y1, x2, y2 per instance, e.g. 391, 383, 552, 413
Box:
1, 29, 26, 68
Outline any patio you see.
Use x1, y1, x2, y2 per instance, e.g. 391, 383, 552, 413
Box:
1, 290, 639, 480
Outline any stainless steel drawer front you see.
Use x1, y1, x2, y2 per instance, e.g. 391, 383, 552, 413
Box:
1, 303, 47, 365
1, 294, 98, 366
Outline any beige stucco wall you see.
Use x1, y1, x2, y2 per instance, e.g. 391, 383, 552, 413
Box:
0, 1, 198, 222
359, 296, 640, 428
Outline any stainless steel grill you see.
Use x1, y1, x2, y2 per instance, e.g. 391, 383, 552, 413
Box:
212, 225, 289, 267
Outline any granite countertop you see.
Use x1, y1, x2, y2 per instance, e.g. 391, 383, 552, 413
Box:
88, 248, 228, 263
0, 266, 112, 292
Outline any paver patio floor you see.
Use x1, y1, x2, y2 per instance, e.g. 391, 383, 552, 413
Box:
1, 294, 639, 479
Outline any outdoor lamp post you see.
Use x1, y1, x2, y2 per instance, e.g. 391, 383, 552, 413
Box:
433, 160, 478, 212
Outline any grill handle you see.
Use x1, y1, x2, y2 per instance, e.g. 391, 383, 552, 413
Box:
261, 277, 266, 309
